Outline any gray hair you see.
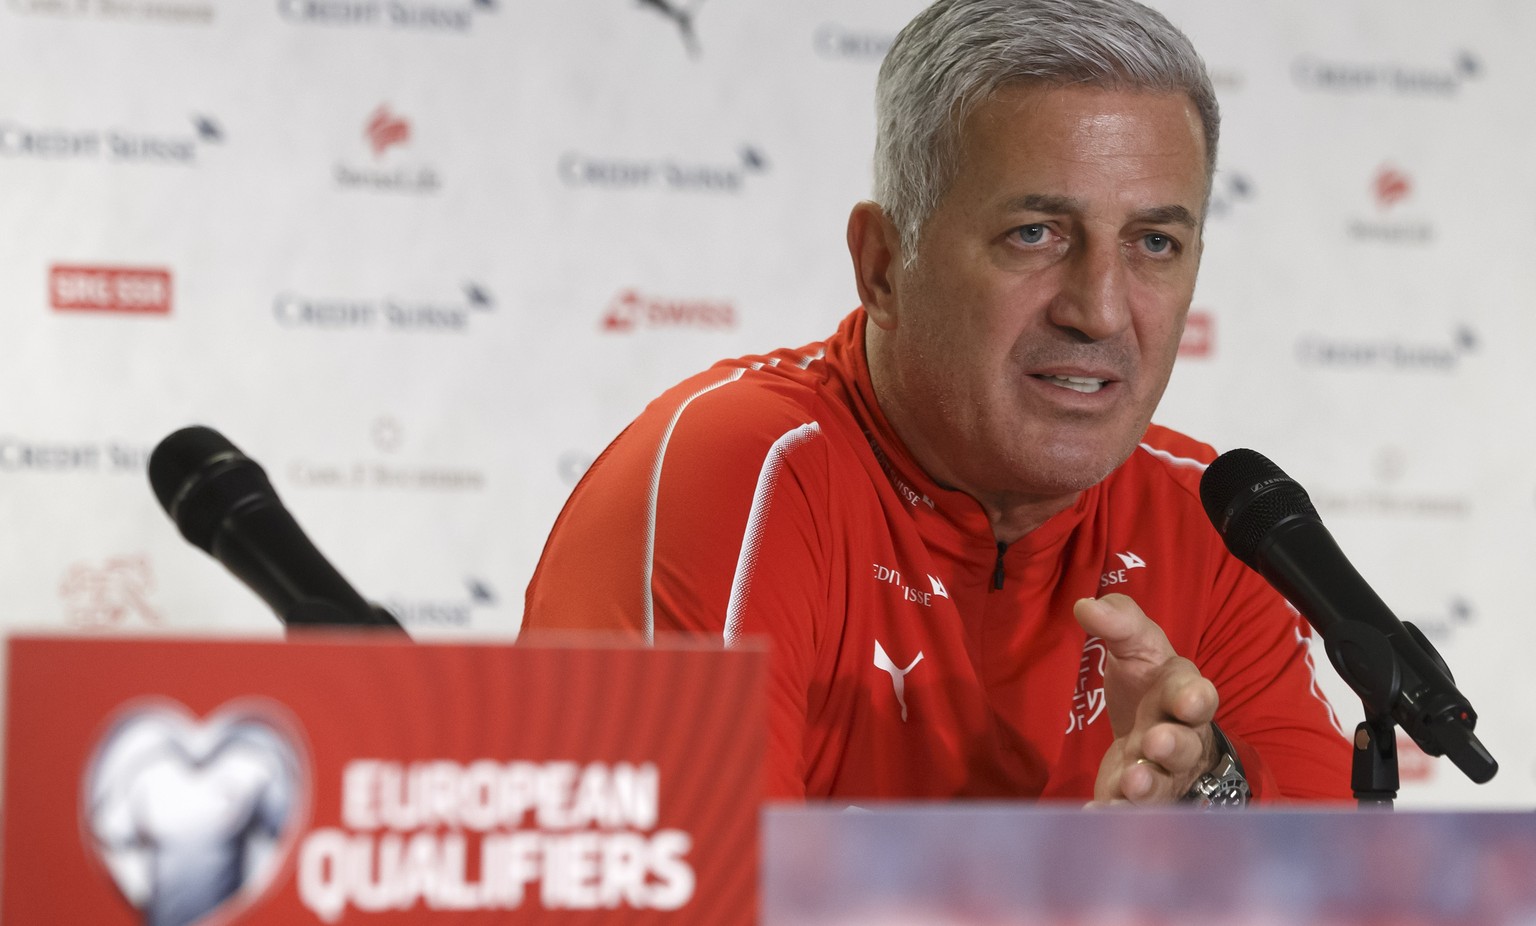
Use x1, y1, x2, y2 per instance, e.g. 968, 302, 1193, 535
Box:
873, 0, 1220, 260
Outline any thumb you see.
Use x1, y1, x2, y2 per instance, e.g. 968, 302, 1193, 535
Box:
1072, 593, 1174, 663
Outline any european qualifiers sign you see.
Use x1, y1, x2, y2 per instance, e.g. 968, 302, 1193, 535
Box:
3, 636, 766, 925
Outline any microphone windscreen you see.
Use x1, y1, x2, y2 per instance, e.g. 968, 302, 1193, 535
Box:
148, 426, 275, 552
1199, 448, 1318, 563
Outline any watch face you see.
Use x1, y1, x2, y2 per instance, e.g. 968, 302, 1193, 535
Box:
1188, 762, 1250, 808
1211, 782, 1250, 806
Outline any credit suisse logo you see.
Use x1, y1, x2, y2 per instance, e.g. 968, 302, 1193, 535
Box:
813, 23, 895, 61
7, 0, 214, 23
274, 281, 492, 332
278, 0, 497, 32
600, 288, 736, 333
639, 0, 705, 56
383, 577, 500, 629
50, 264, 172, 315
1206, 171, 1254, 220
1297, 325, 1476, 374
1293, 50, 1482, 96
560, 145, 769, 194
0, 114, 221, 164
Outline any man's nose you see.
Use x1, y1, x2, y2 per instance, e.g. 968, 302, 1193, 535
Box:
1048, 240, 1132, 342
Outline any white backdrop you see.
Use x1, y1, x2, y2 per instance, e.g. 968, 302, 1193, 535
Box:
2, 0, 1533, 808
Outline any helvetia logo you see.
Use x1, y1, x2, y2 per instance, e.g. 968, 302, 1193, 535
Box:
600, 288, 736, 333
366, 104, 410, 158
50, 264, 173, 315
1348, 163, 1432, 244
278, 0, 496, 32
1373, 165, 1412, 210
335, 104, 440, 193
82, 698, 311, 926
1, 115, 222, 164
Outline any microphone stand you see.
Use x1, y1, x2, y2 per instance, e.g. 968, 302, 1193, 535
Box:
1322, 620, 1495, 809
1351, 713, 1399, 809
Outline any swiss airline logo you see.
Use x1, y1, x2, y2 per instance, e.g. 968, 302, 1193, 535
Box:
601, 288, 736, 333
1374, 164, 1413, 209
366, 104, 410, 158
50, 264, 172, 315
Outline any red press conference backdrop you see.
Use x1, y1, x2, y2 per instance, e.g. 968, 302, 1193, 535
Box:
1, 636, 765, 925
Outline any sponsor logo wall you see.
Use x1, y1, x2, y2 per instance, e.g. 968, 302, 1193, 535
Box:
1, 0, 1535, 810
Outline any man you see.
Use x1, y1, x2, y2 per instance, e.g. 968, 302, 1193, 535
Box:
524, 0, 1352, 805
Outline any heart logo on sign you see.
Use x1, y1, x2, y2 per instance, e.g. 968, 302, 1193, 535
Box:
80, 698, 311, 926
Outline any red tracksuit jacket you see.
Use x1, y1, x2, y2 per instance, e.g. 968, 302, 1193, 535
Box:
525, 310, 1353, 802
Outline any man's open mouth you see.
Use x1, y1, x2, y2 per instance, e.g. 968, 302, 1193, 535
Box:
1033, 374, 1109, 394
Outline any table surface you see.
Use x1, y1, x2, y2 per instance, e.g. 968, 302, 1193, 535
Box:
761, 804, 1536, 925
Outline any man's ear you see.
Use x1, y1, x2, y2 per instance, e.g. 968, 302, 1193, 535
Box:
846, 201, 904, 331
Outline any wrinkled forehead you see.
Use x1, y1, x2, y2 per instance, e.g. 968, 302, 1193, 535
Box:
958, 76, 1210, 177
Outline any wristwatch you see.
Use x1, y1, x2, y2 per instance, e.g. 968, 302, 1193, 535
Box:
1184, 722, 1250, 808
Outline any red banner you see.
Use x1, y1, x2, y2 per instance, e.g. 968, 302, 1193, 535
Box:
49, 264, 173, 315
2, 635, 765, 925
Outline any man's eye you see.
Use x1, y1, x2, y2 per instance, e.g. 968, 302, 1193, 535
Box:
1015, 224, 1048, 245
1143, 233, 1177, 254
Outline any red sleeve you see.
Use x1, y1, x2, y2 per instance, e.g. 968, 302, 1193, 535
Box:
1139, 427, 1353, 802
523, 373, 829, 800
1200, 554, 1355, 802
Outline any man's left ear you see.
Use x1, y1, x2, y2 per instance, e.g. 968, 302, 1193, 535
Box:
846, 201, 904, 330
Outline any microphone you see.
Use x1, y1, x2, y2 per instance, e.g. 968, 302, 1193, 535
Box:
148, 425, 404, 632
1199, 448, 1494, 784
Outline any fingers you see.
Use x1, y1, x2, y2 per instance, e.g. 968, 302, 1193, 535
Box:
1078, 594, 1225, 805
1138, 658, 1219, 731
1095, 659, 1222, 805
1107, 721, 1216, 803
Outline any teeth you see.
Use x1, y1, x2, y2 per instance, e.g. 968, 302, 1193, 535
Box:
1039, 374, 1107, 394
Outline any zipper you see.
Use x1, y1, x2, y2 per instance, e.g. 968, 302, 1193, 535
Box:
992, 541, 1007, 590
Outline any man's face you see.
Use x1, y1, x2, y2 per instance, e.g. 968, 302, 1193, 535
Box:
871, 83, 1208, 509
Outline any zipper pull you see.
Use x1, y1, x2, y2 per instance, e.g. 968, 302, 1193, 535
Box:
992, 541, 1007, 590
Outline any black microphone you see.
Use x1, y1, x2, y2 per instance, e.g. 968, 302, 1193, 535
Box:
1200, 448, 1494, 784
149, 425, 404, 632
